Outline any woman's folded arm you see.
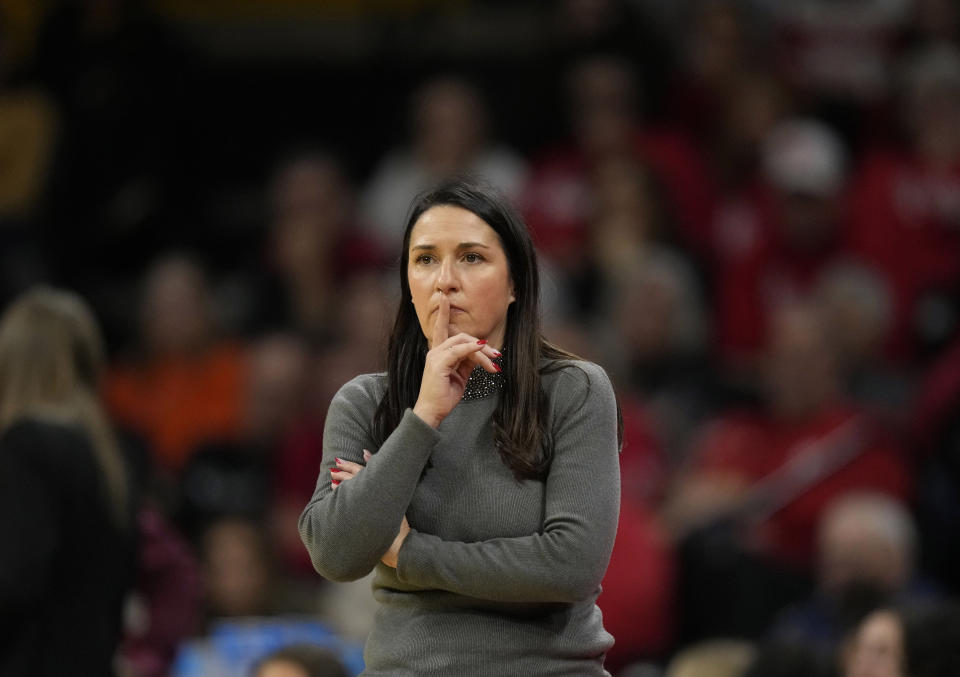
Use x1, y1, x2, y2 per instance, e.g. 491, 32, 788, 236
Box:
395, 363, 620, 603
299, 376, 440, 582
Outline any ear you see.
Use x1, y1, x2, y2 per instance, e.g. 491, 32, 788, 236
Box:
508, 280, 516, 304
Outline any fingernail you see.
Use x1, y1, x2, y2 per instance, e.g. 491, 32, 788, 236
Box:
477, 339, 487, 345
335, 457, 343, 465
331, 480, 340, 486
493, 363, 502, 372
330, 468, 337, 474
493, 350, 502, 357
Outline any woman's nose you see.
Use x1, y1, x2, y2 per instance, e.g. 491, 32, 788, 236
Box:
435, 258, 459, 292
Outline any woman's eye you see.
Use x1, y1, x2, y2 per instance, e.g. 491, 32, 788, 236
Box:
463, 253, 483, 263
415, 254, 434, 264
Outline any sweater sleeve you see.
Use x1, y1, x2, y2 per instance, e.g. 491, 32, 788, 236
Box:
395, 362, 621, 603
298, 376, 441, 582
0, 422, 60, 608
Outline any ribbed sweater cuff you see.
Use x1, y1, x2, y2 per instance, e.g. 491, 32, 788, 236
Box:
397, 407, 441, 456
395, 529, 434, 586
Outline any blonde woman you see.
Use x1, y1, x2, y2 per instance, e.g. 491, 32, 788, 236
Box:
0, 287, 134, 677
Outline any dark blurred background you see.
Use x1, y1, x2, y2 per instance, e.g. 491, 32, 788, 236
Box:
2, 0, 960, 676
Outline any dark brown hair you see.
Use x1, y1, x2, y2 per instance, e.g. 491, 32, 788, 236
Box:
372, 178, 620, 480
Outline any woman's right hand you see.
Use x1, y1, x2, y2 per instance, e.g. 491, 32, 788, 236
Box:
412, 295, 501, 428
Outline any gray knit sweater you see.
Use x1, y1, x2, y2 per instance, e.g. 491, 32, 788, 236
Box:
298, 360, 621, 676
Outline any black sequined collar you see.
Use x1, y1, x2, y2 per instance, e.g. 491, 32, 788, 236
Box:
461, 352, 505, 401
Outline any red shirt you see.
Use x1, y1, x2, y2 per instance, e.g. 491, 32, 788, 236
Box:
693, 404, 910, 565
848, 151, 960, 357
521, 128, 715, 262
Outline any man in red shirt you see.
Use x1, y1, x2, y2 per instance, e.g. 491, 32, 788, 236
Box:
848, 43, 960, 359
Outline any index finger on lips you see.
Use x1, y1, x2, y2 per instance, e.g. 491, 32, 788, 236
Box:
432, 295, 450, 348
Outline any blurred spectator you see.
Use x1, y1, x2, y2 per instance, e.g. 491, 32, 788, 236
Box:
848, 43, 960, 359
104, 254, 249, 474
713, 118, 857, 367
663, 0, 756, 144
773, 493, 937, 660
171, 618, 363, 677
119, 507, 203, 677
361, 77, 527, 250
763, 0, 910, 143
663, 639, 755, 677
598, 248, 712, 470
251, 152, 384, 342
521, 55, 713, 267
841, 603, 960, 677
0, 287, 135, 676
252, 644, 349, 677
841, 607, 904, 677
665, 302, 910, 639
813, 262, 913, 417
701, 70, 789, 266
201, 517, 279, 621
178, 332, 311, 541
597, 491, 676, 671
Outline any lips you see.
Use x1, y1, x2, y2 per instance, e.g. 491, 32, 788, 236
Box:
431, 304, 466, 314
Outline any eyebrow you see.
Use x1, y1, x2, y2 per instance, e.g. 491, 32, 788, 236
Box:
410, 242, 492, 251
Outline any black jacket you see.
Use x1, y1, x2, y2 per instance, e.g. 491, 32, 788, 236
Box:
0, 419, 135, 677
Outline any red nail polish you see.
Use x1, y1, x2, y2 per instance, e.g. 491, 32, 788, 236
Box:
493, 363, 502, 372
330, 468, 337, 474
331, 480, 340, 486
335, 457, 343, 465
477, 339, 487, 345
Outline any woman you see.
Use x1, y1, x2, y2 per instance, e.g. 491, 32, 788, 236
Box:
299, 179, 622, 675
0, 287, 134, 676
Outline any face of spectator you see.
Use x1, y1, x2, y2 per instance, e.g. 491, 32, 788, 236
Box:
272, 158, 350, 275
141, 257, 212, 356
407, 205, 515, 349
202, 520, 271, 618
763, 304, 840, 420
245, 335, 310, 442
816, 270, 890, 367
616, 273, 677, 361
569, 58, 636, 159
843, 611, 905, 677
256, 661, 310, 677
688, 1, 744, 85
414, 81, 484, 173
722, 74, 784, 151
819, 507, 910, 595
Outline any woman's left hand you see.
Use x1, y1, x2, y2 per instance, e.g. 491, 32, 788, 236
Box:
329, 449, 372, 488
328, 450, 411, 567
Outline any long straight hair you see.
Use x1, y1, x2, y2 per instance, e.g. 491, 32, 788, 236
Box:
0, 287, 129, 527
373, 178, 620, 480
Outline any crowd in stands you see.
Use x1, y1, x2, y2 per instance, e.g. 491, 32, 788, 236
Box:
2, 0, 960, 675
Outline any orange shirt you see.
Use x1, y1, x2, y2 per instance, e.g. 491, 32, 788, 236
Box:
104, 343, 248, 473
